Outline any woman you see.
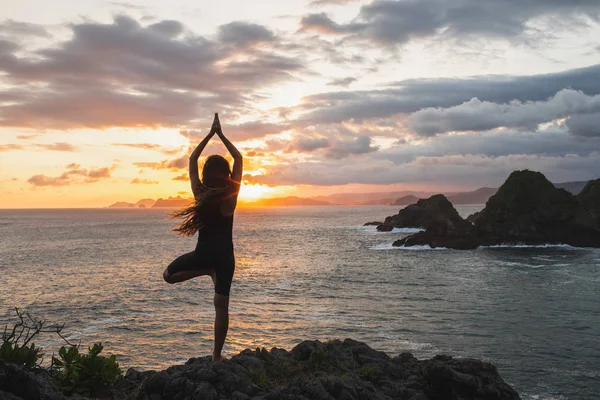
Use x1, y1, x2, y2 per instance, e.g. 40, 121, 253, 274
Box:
163, 113, 243, 361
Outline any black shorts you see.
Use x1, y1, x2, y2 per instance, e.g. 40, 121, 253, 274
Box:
167, 241, 235, 296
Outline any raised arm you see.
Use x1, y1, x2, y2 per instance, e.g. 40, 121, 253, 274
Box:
189, 115, 218, 198
214, 115, 243, 185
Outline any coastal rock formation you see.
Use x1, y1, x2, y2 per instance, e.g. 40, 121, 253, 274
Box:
387, 170, 600, 249
118, 339, 519, 400
378, 195, 472, 235
0, 340, 521, 400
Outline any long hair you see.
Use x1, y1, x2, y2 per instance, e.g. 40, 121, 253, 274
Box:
171, 155, 232, 237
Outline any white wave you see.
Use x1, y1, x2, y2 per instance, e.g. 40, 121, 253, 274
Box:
370, 243, 448, 250
349, 225, 423, 233
481, 244, 579, 249
391, 227, 424, 233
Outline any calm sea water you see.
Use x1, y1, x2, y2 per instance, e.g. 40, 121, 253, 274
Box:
1, 206, 599, 400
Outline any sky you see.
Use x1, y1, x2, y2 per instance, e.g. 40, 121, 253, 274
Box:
1, 0, 600, 208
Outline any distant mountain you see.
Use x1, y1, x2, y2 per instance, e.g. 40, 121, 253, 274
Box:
555, 181, 589, 195
393, 195, 421, 206
135, 198, 156, 208
312, 191, 432, 205
108, 201, 137, 208
447, 187, 498, 205
153, 196, 193, 208
243, 196, 332, 207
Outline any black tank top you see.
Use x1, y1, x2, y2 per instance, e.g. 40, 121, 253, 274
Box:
196, 200, 234, 243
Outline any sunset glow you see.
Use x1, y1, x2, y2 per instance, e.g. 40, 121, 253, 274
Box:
1, 1, 600, 208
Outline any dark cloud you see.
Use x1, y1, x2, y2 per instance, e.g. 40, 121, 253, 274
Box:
0, 16, 304, 129
287, 136, 330, 152
327, 76, 356, 87
407, 89, 600, 136
292, 63, 600, 125
218, 21, 275, 47
131, 177, 159, 184
299, 13, 363, 35
301, 0, 600, 45
326, 135, 379, 158
566, 112, 600, 137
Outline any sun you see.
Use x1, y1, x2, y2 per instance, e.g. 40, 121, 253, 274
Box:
238, 183, 274, 200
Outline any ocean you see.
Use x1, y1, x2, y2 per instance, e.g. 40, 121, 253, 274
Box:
1, 206, 599, 400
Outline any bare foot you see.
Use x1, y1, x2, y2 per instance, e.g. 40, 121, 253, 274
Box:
212, 353, 228, 362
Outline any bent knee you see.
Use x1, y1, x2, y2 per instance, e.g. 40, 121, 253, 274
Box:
163, 269, 174, 284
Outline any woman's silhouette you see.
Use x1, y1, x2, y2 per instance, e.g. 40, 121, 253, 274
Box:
163, 113, 243, 361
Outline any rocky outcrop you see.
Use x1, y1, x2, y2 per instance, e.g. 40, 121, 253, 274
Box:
363, 221, 383, 226
0, 361, 69, 400
0, 340, 522, 400
112, 339, 520, 400
378, 195, 472, 234
386, 170, 600, 249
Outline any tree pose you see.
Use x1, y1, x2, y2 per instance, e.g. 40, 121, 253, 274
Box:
163, 113, 243, 361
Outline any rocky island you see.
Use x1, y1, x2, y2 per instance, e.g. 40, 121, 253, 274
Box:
1, 339, 520, 400
372, 170, 600, 249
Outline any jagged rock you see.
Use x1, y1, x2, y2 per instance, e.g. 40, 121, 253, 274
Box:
376, 224, 393, 232
379, 195, 472, 234
363, 221, 383, 226
108, 339, 520, 400
0, 360, 68, 400
391, 170, 600, 249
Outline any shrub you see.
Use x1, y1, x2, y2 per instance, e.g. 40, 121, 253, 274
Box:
52, 342, 122, 397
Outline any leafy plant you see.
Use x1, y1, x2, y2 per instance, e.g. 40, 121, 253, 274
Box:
0, 307, 60, 369
52, 342, 122, 397
359, 363, 381, 383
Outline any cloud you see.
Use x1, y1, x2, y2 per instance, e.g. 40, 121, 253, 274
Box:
0, 144, 25, 152
326, 135, 379, 158
291, 63, 600, 125
172, 173, 189, 181
27, 174, 71, 187
327, 77, 356, 87
287, 136, 330, 152
0, 20, 50, 38
218, 21, 275, 47
134, 154, 188, 170
131, 177, 159, 184
180, 121, 289, 141
88, 167, 112, 178
300, 0, 600, 46
0, 16, 304, 129
26, 163, 115, 187
407, 89, 600, 136
246, 151, 600, 187
566, 112, 600, 137
35, 142, 78, 151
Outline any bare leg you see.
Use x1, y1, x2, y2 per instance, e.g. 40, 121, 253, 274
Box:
212, 293, 229, 361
